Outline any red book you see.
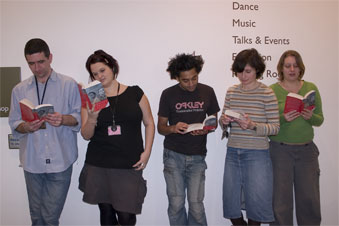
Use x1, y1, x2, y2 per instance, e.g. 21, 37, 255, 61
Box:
78, 84, 91, 109
284, 90, 316, 113
78, 80, 108, 112
19, 98, 54, 122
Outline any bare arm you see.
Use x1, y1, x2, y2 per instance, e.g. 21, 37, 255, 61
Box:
80, 106, 100, 140
157, 116, 188, 136
211, 113, 219, 129
133, 95, 155, 170
61, 114, 78, 126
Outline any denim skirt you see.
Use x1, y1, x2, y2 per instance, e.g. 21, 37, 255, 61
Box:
222, 147, 274, 222
79, 163, 147, 214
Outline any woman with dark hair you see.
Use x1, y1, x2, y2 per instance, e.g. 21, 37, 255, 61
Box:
269, 50, 324, 226
219, 48, 280, 225
79, 50, 155, 225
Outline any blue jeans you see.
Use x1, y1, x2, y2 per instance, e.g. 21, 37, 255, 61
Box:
24, 166, 73, 226
223, 147, 274, 223
163, 149, 207, 226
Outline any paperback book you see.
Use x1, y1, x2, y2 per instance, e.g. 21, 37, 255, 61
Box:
224, 109, 244, 120
184, 115, 217, 133
19, 98, 54, 122
284, 90, 316, 113
78, 80, 108, 111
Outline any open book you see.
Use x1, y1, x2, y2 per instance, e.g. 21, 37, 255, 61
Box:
184, 115, 217, 134
19, 98, 54, 122
78, 80, 108, 111
224, 109, 244, 120
284, 90, 316, 113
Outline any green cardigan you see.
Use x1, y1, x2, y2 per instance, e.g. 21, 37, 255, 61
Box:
269, 81, 324, 143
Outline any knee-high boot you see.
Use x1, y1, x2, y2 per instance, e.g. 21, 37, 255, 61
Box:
248, 218, 260, 225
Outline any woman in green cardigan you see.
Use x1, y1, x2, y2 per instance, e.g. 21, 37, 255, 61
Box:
269, 50, 324, 226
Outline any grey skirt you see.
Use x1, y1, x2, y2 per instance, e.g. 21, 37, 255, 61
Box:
79, 163, 147, 214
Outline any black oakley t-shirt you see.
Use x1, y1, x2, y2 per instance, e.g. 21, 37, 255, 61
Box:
158, 83, 220, 155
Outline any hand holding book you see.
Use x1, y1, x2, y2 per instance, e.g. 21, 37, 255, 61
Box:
44, 112, 63, 127
284, 90, 316, 113
78, 80, 109, 112
223, 110, 245, 121
21, 119, 46, 133
220, 110, 244, 140
19, 98, 54, 122
184, 115, 217, 134
283, 90, 316, 122
300, 108, 314, 120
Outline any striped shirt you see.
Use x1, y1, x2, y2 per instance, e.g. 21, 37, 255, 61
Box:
222, 82, 279, 150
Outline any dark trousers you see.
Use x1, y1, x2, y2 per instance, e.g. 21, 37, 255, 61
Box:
269, 141, 321, 226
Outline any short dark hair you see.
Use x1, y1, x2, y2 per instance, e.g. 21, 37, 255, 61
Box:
86, 50, 119, 81
24, 38, 50, 58
277, 50, 305, 81
166, 53, 204, 79
232, 48, 265, 79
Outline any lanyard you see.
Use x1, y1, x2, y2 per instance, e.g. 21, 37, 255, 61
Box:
35, 76, 50, 105
109, 83, 120, 131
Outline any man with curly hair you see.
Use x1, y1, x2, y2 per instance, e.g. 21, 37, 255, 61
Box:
157, 53, 220, 226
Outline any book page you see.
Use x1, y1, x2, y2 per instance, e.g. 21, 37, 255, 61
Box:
185, 123, 204, 133
303, 90, 316, 109
225, 110, 244, 120
33, 105, 54, 118
203, 115, 217, 130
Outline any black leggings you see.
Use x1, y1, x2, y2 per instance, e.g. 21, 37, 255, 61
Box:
98, 203, 136, 226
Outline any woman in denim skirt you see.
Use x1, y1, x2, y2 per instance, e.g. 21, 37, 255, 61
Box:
219, 48, 280, 225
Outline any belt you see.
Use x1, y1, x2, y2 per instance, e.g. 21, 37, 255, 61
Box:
279, 141, 312, 146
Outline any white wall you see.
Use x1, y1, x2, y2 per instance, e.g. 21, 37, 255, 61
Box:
1, 0, 338, 225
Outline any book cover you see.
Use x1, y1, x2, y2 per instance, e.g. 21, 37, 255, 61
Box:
19, 98, 54, 122
284, 90, 316, 113
79, 80, 108, 111
78, 83, 91, 109
184, 115, 217, 133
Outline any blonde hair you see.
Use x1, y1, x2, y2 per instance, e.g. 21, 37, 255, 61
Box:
277, 50, 305, 81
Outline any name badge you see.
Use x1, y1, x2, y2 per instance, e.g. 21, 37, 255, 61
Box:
108, 125, 121, 136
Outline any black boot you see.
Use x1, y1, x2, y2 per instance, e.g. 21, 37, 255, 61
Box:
231, 217, 248, 226
248, 218, 260, 225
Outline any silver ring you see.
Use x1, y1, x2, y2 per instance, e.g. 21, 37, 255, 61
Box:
141, 163, 144, 167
